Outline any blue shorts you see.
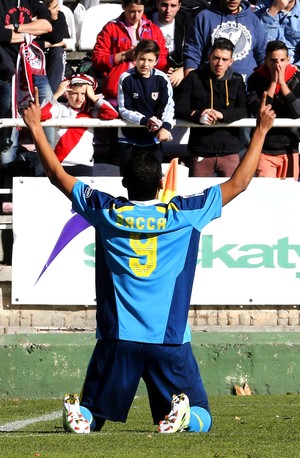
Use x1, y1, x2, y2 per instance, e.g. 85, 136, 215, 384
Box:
80, 340, 210, 424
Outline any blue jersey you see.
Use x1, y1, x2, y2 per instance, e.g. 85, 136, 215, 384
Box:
72, 181, 222, 344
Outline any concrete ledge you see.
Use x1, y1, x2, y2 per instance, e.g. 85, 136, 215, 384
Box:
1, 332, 300, 399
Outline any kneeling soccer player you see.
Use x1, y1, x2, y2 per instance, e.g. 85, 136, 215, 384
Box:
22, 87, 275, 434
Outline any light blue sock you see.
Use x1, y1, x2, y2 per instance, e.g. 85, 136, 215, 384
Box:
187, 406, 212, 432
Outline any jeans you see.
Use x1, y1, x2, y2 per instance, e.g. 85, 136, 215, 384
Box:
0, 74, 54, 165
0, 79, 13, 154
45, 47, 66, 93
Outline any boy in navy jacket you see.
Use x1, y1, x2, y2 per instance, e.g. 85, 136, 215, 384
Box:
118, 39, 175, 167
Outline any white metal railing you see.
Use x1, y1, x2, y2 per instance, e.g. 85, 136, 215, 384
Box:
0, 188, 12, 281
0, 116, 299, 282
1, 118, 300, 128
0, 189, 12, 230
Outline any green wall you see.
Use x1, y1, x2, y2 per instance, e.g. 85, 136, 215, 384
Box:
1, 333, 300, 399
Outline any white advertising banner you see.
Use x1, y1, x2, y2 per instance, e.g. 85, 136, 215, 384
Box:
12, 176, 300, 306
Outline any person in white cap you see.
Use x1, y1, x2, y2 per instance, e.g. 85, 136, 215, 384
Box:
40, 74, 119, 176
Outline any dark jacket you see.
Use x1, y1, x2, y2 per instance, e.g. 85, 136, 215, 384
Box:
180, 0, 209, 16
175, 64, 248, 154
37, 11, 69, 50
0, 0, 51, 63
247, 64, 300, 152
118, 67, 175, 145
147, 9, 187, 68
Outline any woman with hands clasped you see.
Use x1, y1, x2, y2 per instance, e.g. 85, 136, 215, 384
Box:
91, 0, 168, 105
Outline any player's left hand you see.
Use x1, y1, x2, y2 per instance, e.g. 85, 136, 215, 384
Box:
257, 91, 276, 133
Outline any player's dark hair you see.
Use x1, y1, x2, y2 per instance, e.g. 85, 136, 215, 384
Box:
211, 38, 235, 55
266, 40, 288, 57
122, 148, 162, 200
134, 40, 160, 59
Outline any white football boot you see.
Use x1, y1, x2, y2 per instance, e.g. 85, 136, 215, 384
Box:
158, 393, 190, 433
63, 393, 90, 434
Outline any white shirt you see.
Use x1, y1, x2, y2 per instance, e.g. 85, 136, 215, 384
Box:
152, 13, 176, 54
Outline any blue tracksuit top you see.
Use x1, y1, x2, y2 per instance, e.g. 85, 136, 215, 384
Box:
118, 67, 175, 145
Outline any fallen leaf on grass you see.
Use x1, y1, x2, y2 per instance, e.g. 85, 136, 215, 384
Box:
234, 383, 252, 396
243, 383, 252, 395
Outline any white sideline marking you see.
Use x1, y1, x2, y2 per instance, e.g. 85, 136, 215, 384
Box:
0, 410, 61, 432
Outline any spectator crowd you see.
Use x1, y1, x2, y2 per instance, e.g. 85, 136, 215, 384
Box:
1, 0, 300, 197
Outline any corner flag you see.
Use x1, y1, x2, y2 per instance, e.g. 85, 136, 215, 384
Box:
159, 158, 178, 203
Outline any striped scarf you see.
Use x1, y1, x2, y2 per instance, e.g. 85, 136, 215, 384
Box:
12, 33, 46, 118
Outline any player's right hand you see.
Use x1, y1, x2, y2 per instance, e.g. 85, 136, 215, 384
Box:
23, 86, 41, 129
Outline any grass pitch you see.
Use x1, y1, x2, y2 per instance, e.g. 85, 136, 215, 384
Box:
1, 395, 300, 458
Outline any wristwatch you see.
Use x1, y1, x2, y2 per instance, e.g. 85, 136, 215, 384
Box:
14, 23, 20, 33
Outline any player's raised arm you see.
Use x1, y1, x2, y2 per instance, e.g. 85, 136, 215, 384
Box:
23, 87, 77, 200
220, 92, 276, 207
